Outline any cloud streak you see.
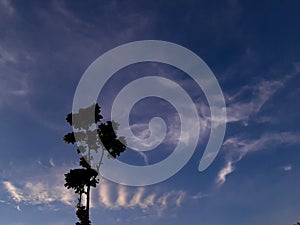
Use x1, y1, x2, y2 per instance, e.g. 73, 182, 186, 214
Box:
225, 79, 284, 124
3, 178, 191, 214
97, 180, 187, 210
215, 66, 300, 186
281, 164, 292, 171
216, 132, 300, 185
0, 0, 14, 16
2, 181, 25, 203
123, 69, 295, 157
216, 161, 234, 185
225, 64, 300, 125
3, 180, 75, 207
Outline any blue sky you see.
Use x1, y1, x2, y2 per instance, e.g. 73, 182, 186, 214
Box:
1, 0, 300, 224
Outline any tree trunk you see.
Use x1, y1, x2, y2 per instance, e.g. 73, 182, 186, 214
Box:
86, 184, 90, 221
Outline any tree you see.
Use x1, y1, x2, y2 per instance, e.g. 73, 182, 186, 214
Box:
63, 103, 126, 225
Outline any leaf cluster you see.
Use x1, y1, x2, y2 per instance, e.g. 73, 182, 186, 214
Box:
64, 160, 98, 193
63, 103, 126, 159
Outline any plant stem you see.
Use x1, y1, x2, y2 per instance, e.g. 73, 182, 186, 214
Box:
86, 184, 90, 221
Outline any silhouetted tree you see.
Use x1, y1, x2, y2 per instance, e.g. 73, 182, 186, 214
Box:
294, 222, 300, 225
64, 103, 126, 225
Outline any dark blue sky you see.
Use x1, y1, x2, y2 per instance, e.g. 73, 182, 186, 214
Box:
1, 1, 300, 225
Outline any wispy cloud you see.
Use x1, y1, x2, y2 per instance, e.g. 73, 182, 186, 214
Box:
97, 180, 187, 211
125, 70, 296, 159
116, 185, 128, 207
281, 164, 292, 172
216, 161, 234, 185
225, 64, 300, 125
0, 0, 14, 16
215, 66, 300, 186
16, 205, 21, 211
2, 160, 203, 216
1, 163, 77, 209
216, 132, 300, 185
3, 181, 75, 207
49, 158, 55, 167
224, 132, 300, 156
0, 45, 17, 64
2, 181, 25, 203
129, 187, 145, 208
226, 79, 283, 124
98, 179, 113, 208
190, 192, 206, 200
0, 43, 32, 109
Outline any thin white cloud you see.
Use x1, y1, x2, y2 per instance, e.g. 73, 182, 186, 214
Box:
49, 158, 55, 167
143, 193, 155, 207
281, 165, 292, 172
129, 187, 146, 208
0, 0, 14, 16
3, 181, 25, 203
96, 180, 189, 211
217, 132, 300, 185
126, 111, 201, 156
0, 44, 32, 109
116, 185, 128, 207
225, 65, 300, 125
3, 180, 75, 207
136, 151, 149, 165
118, 72, 296, 160
190, 192, 206, 200
175, 191, 186, 207
157, 193, 169, 207
216, 161, 234, 185
0, 45, 17, 64
98, 179, 113, 208
226, 79, 284, 124
2, 163, 78, 208
98, 182, 148, 209
52, 0, 89, 27
2, 163, 205, 220
224, 132, 300, 157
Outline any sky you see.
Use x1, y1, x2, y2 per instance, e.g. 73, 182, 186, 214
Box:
0, 0, 300, 225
